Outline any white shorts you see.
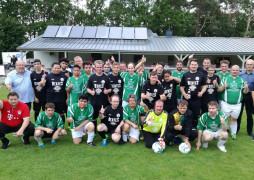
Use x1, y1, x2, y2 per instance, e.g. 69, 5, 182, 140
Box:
203, 129, 222, 140
129, 126, 140, 141
122, 101, 128, 108
221, 101, 241, 119
218, 100, 222, 110
71, 122, 93, 139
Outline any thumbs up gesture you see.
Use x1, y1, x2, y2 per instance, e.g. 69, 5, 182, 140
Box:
161, 93, 167, 101
146, 91, 150, 99
100, 105, 105, 114
206, 77, 211, 84
142, 55, 146, 63
224, 81, 227, 89
220, 115, 225, 124
65, 72, 70, 78
213, 78, 218, 86
69, 81, 73, 88
244, 81, 248, 89
68, 114, 74, 123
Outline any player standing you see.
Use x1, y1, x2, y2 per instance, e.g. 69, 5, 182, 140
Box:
172, 60, 185, 101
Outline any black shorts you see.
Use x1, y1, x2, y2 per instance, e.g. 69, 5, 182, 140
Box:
103, 123, 118, 134
0, 122, 34, 138
54, 102, 67, 114
42, 129, 58, 138
92, 105, 102, 120
33, 101, 46, 112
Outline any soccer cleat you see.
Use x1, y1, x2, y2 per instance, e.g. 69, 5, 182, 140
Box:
174, 136, 182, 144
217, 145, 227, 152
93, 134, 97, 138
202, 142, 208, 148
1, 139, 11, 150
105, 134, 109, 139
102, 139, 108, 146
51, 139, 56, 144
248, 132, 253, 137
118, 140, 127, 146
87, 142, 97, 147
38, 141, 45, 147
22, 137, 30, 145
231, 134, 237, 140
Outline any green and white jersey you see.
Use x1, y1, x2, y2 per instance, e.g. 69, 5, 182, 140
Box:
67, 103, 93, 129
219, 76, 245, 104
215, 71, 230, 100
142, 70, 150, 81
82, 75, 90, 94
197, 111, 228, 132
120, 72, 145, 101
123, 105, 145, 125
35, 111, 64, 129
80, 69, 86, 76
172, 70, 185, 99
66, 76, 84, 106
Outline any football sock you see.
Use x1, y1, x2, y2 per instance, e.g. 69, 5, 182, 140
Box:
230, 123, 237, 135
93, 121, 97, 134
87, 131, 95, 143
217, 140, 226, 146
122, 132, 128, 142
34, 136, 42, 142
98, 131, 106, 139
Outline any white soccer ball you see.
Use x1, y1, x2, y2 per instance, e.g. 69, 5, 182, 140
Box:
152, 142, 163, 153
179, 143, 191, 154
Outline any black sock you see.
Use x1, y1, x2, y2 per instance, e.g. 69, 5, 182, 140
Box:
34, 112, 39, 122
1, 137, 8, 143
98, 131, 106, 139
93, 121, 97, 134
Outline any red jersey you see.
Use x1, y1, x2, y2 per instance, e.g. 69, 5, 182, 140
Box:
0, 101, 30, 127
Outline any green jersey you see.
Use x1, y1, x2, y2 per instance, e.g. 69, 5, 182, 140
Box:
82, 75, 90, 94
215, 71, 230, 100
197, 111, 228, 132
172, 70, 185, 99
120, 72, 145, 101
219, 76, 245, 104
123, 105, 145, 125
66, 76, 84, 106
67, 103, 93, 129
35, 111, 64, 129
142, 70, 150, 81
80, 69, 86, 76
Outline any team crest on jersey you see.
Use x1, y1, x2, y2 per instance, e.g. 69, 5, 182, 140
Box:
95, 88, 102, 94
36, 86, 42, 92
116, 113, 120, 118
60, 78, 64, 82
101, 80, 105, 84
189, 85, 196, 91
208, 88, 214, 94
118, 80, 121, 83
154, 89, 157, 93
18, 111, 22, 115
54, 86, 61, 92
170, 84, 173, 87
113, 88, 119, 93
195, 77, 199, 80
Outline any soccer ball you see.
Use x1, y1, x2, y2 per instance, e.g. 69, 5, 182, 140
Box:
179, 143, 191, 154
152, 142, 163, 153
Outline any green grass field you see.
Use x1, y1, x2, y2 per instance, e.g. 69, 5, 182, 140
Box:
0, 86, 254, 180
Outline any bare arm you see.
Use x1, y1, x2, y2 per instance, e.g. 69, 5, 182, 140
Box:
16, 118, 30, 136
0, 100, 3, 109
196, 130, 203, 150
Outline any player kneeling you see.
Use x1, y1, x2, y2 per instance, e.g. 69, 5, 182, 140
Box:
196, 101, 229, 152
122, 94, 148, 144
34, 103, 67, 147
97, 95, 124, 146
67, 94, 96, 146
161, 100, 197, 149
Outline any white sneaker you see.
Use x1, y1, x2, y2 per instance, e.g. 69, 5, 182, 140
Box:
202, 142, 208, 148
217, 145, 227, 152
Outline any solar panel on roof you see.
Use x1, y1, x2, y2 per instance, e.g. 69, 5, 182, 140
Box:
69, 26, 85, 38
56, 26, 72, 38
83, 26, 97, 38
43, 26, 60, 38
135, 28, 147, 40
109, 27, 122, 39
96, 26, 109, 39
122, 27, 135, 39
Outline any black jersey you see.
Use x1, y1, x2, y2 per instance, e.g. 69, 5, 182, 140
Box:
30, 70, 48, 101
161, 80, 178, 113
102, 105, 123, 129
87, 73, 112, 106
197, 67, 208, 76
201, 75, 220, 105
45, 73, 67, 103
60, 71, 73, 77
108, 73, 124, 100
180, 71, 206, 100
142, 80, 163, 109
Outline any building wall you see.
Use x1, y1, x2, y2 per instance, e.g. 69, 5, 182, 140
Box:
34, 51, 243, 68
34, 51, 59, 68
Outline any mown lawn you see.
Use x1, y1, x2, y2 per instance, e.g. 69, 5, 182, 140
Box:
0, 86, 253, 180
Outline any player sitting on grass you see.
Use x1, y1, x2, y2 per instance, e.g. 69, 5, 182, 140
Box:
98, 95, 124, 146
142, 100, 167, 148
196, 101, 229, 152
67, 94, 96, 146
34, 103, 67, 147
160, 100, 197, 148
122, 94, 148, 144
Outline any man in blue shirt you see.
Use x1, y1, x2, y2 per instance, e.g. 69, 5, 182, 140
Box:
5, 60, 34, 110
237, 59, 254, 136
